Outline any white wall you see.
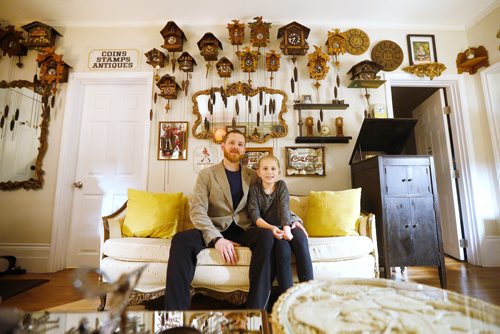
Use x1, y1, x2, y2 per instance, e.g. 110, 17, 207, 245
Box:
0, 14, 498, 269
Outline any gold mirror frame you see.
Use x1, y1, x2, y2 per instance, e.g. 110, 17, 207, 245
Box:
191, 82, 288, 144
0, 80, 51, 190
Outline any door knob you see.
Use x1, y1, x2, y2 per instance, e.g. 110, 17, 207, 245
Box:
73, 181, 83, 189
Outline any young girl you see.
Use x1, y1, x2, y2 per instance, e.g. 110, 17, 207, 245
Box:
247, 155, 313, 293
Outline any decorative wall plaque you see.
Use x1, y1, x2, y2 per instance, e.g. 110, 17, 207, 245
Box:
371, 40, 404, 71
344, 28, 370, 55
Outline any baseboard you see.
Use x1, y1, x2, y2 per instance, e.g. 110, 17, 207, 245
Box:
0, 243, 51, 273
482, 237, 500, 267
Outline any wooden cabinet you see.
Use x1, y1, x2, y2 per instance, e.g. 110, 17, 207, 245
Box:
351, 156, 447, 288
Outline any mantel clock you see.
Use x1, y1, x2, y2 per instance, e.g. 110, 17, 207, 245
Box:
21, 21, 62, 50
248, 16, 271, 48
277, 21, 310, 56
227, 19, 245, 46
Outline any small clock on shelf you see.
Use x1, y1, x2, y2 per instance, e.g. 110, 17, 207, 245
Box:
456, 46, 489, 74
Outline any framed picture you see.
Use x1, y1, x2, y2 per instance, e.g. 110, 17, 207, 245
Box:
285, 146, 325, 176
407, 34, 437, 65
226, 125, 247, 135
241, 147, 273, 170
158, 121, 188, 160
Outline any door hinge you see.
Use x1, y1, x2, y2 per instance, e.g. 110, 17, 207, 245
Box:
452, 170, 460, 179
443, 106, 451, 115
459, 239, 469, 248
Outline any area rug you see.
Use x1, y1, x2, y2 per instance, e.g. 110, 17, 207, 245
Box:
0, 279, 49, 301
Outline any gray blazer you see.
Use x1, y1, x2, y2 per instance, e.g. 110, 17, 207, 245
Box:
190, 161, 259, 246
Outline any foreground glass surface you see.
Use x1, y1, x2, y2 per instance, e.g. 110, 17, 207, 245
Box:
1, 309, 269, 334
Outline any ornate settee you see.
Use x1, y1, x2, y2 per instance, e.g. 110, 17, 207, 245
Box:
98, 195, 378, 310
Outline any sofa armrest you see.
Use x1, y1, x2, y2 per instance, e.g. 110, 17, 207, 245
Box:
101, 201, 128, 242
358, 212, 379, 278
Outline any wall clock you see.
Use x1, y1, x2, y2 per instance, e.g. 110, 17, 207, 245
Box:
0, 26, 28, 68
265, 50, 281, 85
239, 46, 260, 85
307, 46, 330, 91
197, 33, 223, 62
21, 21, 62, 51
36, 47, 71, 95
277, 21, 310, 56
156, 74, 181, 111
160, 21, 187, 72
177, 52, 197, 96
227, 19, 245, 47
325, 29, 347, 58
371, 40, 403, 71
216, 57, 234, 78
248, 16, 271, 48
344, 28, 370, 55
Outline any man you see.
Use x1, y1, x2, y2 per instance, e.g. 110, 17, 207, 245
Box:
165, 130, 275, 310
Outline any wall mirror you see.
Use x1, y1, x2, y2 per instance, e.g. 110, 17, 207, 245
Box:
0, 80, 50, 190
192, 82, 288, 143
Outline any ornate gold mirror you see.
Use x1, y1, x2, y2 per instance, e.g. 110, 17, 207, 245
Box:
192, 82, 288, 143
0, 80, 50, 190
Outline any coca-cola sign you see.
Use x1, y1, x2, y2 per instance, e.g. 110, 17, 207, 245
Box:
285, 146, 325, 176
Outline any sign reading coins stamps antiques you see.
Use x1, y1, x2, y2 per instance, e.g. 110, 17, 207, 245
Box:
88, 49, 139, 70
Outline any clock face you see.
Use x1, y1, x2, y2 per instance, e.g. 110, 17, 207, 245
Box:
256, 33, 264, 40
270, 58, 276, 65
320, 125, 331, 136
287, 32, 301, 45
168, 36, 177, 44
314, 65, 323, 73
245, 58, 253, 66
205, 45, 214, 52
48, 68, 56, 76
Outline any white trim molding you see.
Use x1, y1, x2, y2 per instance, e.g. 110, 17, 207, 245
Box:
49, 71, 153, 272
383, 72, 483, 266
0, 243, 51, 273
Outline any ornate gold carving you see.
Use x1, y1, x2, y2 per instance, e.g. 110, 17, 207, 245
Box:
402, 62, 446, 80
193, 287, 248, 305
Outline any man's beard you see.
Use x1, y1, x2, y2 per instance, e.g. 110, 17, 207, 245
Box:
223, 148, 243, 163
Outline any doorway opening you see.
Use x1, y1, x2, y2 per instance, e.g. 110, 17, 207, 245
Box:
391, 86, 466, 261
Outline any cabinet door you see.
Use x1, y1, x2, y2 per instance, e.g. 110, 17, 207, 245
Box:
385, 197, 412, 267
411, 197, 439, 265
407, 165, 432, 195
384, 166, 408, 195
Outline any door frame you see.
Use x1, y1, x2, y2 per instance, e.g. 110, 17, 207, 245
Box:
49, 71, 153, 271
383, 72, 482, 265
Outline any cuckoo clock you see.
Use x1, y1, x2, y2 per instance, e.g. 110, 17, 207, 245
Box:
216, 57, 234, 78
160, 21, 187, 72
0, 26, 28, 68
197, 33, 223, 62
177, 52, 197, 96
156, 74, 181, 111
227, 20, 245, 47
248, 16, 271, 48
307, 46, 330, 92
265, 50, 281, 85
21, 21, 62, 50
325, 29, 347, 59
277, 21, 310, 56
144, 48, 168, 82
36, 47, 71, 95
239, 46, 260, 85
347, 60, 383, 80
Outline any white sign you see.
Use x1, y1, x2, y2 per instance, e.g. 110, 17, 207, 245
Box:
88, 49, 139, 70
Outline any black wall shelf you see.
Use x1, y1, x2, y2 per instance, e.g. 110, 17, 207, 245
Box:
295, 136, 352, 144
293, 103, 349, 110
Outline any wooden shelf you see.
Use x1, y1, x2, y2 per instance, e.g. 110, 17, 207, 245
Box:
293, 103, 349, 110
295, 136, 352, 144
347, 79, 386, 89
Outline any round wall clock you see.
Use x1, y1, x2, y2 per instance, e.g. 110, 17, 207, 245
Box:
371, 40, 404, 71
344, 28, 370, 55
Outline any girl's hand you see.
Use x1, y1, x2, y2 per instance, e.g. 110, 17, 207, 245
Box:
291, 221, 308, 237
272, 226, 285, 239
283, 225, 293, 241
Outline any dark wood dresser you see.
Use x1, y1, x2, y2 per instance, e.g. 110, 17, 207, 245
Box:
349, 119, 447, 288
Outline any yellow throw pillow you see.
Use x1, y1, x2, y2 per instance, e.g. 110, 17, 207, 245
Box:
304, 188, 361, 237
122, 189, 183, 238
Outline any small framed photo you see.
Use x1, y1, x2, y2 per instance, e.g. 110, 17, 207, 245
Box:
226, 125, 247, 135
158, 121, 188, 160
285, 146, 325, 176
241, 147, 273, 170
407, 34, 437, 65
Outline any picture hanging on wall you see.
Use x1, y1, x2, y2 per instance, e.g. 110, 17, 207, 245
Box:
407, 34, 437, 65
241, 147, 273, 170
285, 146, 325, 176
158, 121, 188, 160
193, 145, 219, 172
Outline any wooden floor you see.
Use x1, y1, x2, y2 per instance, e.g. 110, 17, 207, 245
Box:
1, 257, 499, 312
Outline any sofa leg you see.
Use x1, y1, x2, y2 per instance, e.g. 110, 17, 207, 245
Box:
97, 293, 107, 311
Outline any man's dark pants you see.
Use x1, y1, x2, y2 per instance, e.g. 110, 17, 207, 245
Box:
164, 225, 275, 310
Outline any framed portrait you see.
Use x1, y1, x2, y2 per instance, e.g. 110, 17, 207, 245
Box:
241, 147, 273, 170
285, 146, 325, 176
407, 34, 437, 65
226, 125, 247, 135
158, 121, 188, 160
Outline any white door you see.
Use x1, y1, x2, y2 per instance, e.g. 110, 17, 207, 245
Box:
65, 82, 150, 267
413, 90, 464, 260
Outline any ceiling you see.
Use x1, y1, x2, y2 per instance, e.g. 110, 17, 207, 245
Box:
2, 0, 498, 30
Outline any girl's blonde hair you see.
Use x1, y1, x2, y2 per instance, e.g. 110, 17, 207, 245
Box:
256, 154, 280, 169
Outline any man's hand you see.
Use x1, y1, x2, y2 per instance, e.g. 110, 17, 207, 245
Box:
215, 238, 240, 265
291, 221, 308, 237
283, 225, 293, 241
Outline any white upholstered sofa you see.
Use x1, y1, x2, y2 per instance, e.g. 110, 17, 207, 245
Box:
98, 195, 378, 310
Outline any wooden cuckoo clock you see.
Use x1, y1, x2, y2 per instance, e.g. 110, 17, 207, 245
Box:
239, 46, 260, 85
0, 26, 28, 68
216, 57, 234, 78
144, 48, 168, 81
347, 60, 383, 81
277, 21, 310, 56
265, 50, 281, 85
307, 46, 330, 93
160, 21, 187, 72
227, 20, 245, 48
198, 33, 223, 78
36, 47, 71, 96
156, 74, 181, 111
248, 16, 271, 48
177, 52, 197, 96
21, 21, 62, 51
325, 29, 347, 61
